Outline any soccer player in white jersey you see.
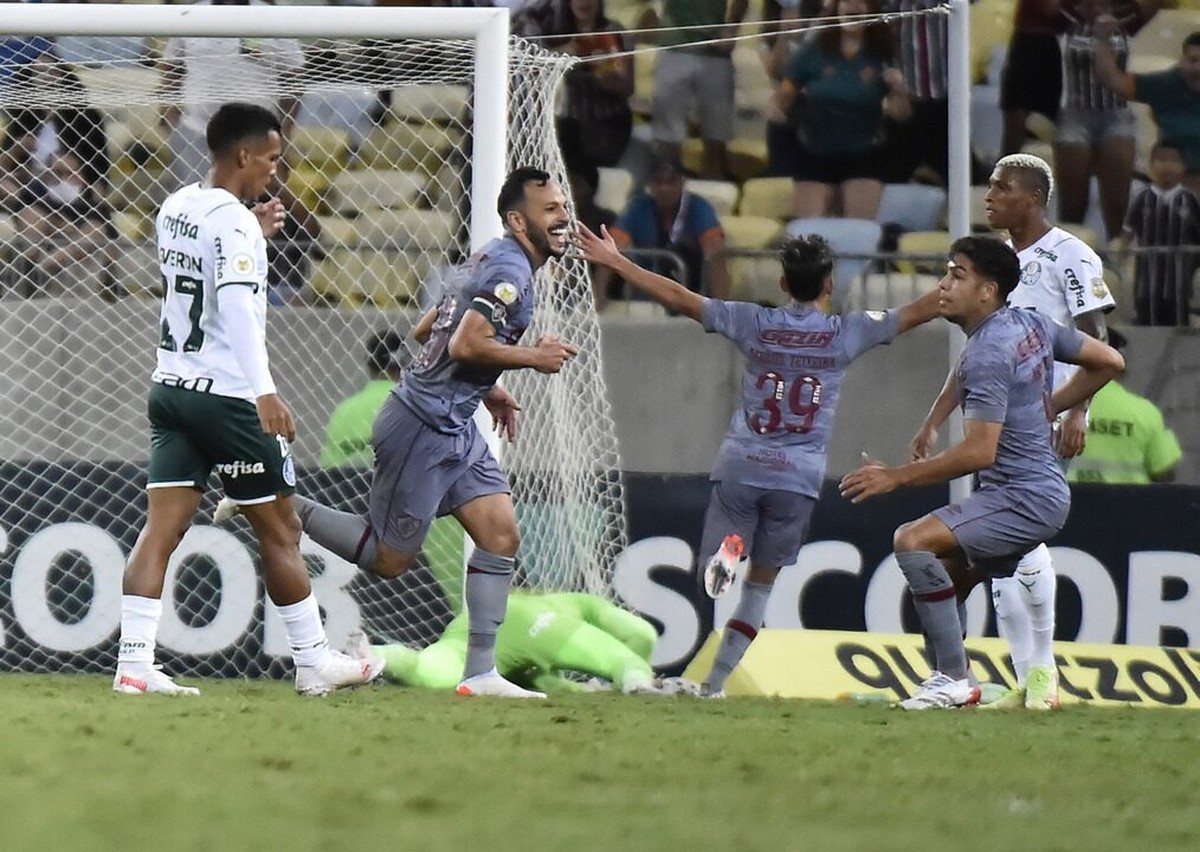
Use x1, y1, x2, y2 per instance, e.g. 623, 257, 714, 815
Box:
911, 154, 1115, 709
114, 103, 383, 697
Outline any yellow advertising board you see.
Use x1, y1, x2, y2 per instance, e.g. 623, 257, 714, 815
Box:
682, 629, 1200, 709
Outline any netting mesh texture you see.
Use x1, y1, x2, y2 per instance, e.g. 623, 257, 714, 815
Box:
0, 33, 626, 676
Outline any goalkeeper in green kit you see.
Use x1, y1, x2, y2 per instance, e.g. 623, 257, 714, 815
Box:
371, 592, 662, 695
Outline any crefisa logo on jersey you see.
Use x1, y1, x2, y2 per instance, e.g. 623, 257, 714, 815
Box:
162, 213, 198, 240
1065, 267, 1085, 308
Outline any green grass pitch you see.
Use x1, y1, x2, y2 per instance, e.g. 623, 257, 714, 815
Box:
1, 674, 1197, 852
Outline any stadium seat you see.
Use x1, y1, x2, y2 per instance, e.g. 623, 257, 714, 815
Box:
969, 0, 1015, 83
1127, 53, 1175, 74
739, 177, 793, 220
1057, 222, 1103, 251
388, 84, 470, 125
719, 215, 783, 249
354, 208, 456, 252
785, 217, 882, 308
315, 214, 361, 251
358, 121, 459, 173
876, 183, 948, 233
108, 164, 169, 212
896, 230, 952, 275
329, 169, 426, 214
683, 137, 770, 183
846, 272, 942, 312
297, 89, 380, 147
732, 42, 773, 114
596, 166, 634, 214
685, 179, 740, 216
631, 49, 657, 118
970, 184, 994, 231
1131, 9, 1195, 60
311, 248, 377, 306
286, 166, 333, 216
286, 126, 351, 176
112, 209, 152, 243
728, 254, 786, 306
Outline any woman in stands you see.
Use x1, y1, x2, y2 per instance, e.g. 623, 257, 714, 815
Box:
768, 0, 912, 219
1053, 0, 1153, 240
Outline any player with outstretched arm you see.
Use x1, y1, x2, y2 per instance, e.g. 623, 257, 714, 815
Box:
574, 221, 942, 697
840, 237, 1124, 710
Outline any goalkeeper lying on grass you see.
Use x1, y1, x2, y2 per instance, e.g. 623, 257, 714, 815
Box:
367, 592, 662, 695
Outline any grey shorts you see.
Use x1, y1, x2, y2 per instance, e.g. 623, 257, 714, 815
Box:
1054, 105, 1136, 147
368, 394, 509, 554
932, 485, 1069, 576
652, 49, 735, 144
146, 382, 296, 503
697, 480, 816, 571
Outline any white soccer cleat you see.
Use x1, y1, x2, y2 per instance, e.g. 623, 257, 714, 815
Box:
295, 649, 385, 697
654, 676, 703, 697
703, 534, 747, 599
897, 672, 981, 710
212, 496, 242, 526
1024, 665, 1060, 710
455, 669, 547, 699
113, 664, 201, 696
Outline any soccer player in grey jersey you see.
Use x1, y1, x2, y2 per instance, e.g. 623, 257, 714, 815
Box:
840, 237, 1124, 710
225, 168, 579, 699
574, 223, 942, 697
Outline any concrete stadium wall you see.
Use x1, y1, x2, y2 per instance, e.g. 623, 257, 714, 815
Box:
0, 301, 1196, 484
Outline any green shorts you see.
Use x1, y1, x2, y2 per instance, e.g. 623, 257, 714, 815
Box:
146, 382, 296, 503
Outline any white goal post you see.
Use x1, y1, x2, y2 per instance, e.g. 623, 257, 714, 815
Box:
0, 3, 627, 677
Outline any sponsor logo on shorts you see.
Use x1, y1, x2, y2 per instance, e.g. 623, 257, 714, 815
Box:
282, 456, 296, 487
213, 461, 266, 479
397, 516, 422, 539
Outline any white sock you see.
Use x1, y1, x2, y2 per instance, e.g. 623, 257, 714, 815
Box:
274, 594, 331, 669
118, 594, 161, 666
991, 576, 1032, 687
1017, 543, 1056, 669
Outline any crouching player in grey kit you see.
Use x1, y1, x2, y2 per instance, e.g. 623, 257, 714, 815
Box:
219, 167, 578, 698
574, 223, 942, 697
840, 237, 1124, 709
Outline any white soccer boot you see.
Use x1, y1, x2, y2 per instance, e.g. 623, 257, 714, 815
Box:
295, 649, 385, 697
703, 534, 747, 599
897, 672, 981, 710
212, 496, 242, 526
113, 664, 201, 696
455, 669, 547, 698
654, 676, 703, 697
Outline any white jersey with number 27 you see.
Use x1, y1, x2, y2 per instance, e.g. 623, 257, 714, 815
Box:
1007, 226, 1114, 389
152, 183, 269, 403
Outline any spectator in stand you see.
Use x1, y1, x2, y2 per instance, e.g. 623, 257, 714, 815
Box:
595, 156, 730, 309
0, 40, 109, 212
882, 0, 953, 185
1000, 0, 1065, 155
1094, 22, 1200, 193
768, 0, 911, 218
14, 148, 119, 297
1068, 328, 1182, 483
1118, 139, 1200, 325
266, 155, 322, 305
320, 331, 408, 470
157, 0, 305, 190
1053, 0, 1154, 241
534, 0, 635, 171
639, 0, 751, 180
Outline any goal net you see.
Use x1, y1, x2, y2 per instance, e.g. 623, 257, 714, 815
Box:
0, 6, 626, 678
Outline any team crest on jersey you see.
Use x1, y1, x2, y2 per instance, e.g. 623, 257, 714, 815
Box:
1020, 261, 1041, 288
493, 282, 519, 305
1091, 277, 1109, 299
232, 253, 255, 276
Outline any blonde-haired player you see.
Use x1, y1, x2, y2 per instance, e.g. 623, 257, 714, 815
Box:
911, 153, 1114, 709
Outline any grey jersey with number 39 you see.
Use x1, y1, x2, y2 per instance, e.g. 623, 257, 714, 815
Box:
701, 300, 900, 497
